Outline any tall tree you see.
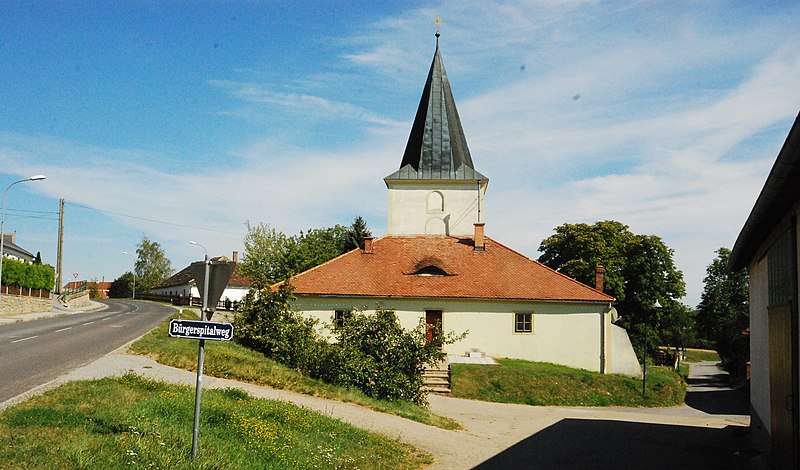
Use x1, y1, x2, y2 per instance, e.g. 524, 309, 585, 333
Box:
345, 216, 372, 251
697, 247, 749, 377
240, 221, 354, 289
538, 220, 687, 349
108, 272, 134, 298
134, 235, 172, 293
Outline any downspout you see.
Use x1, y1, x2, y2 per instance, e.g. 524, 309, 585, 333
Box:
600, 306, 608, 374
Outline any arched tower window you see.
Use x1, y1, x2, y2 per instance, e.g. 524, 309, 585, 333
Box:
427, 191, 445, 213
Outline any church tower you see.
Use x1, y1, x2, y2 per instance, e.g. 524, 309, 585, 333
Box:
384, 34, 488, 237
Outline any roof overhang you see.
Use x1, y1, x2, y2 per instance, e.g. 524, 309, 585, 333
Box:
730, 111, 800, 271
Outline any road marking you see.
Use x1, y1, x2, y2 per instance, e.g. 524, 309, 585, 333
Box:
12, 336, 38, 343
83, 321, 95, 325
55, 327, 72, 333
100, 317, 111, 321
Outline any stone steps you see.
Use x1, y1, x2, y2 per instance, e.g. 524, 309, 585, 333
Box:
423, 360, 451, 393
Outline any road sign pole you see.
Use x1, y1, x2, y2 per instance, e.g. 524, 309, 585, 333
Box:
191, 256, 211, 459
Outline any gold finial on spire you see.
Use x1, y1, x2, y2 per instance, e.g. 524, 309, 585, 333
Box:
434, 15, 445, 37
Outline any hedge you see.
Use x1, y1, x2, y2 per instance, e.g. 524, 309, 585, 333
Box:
1, 258, 55, 290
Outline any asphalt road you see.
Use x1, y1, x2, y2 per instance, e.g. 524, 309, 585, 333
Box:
0, 299, 173, 403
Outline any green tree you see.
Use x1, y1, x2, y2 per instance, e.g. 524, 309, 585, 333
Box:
345, 216, 372, 251
538, 220, 687, 350
240, 221, 356, 289
108, 272, 134, 298
134, 235, 172, 293
88, 278, 99, 299
697, 247, 749, 378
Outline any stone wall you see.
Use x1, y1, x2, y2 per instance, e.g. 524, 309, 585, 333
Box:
64, 292, 90, 308
0, 294, 51, 315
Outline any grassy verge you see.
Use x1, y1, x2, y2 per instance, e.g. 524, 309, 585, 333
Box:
683, 348, 721, 363
451, 358, 686, 407
129, 313, 461, 430
0, 374, 431, 469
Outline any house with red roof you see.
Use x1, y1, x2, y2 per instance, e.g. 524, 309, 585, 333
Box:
284, 34, 641, 376
151, 251, 251, 310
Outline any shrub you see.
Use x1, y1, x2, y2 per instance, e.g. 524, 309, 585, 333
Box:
316, 310, 461, 404
1, 258, 55, 290
233, 283, 466, 405
232, 283, 324, 373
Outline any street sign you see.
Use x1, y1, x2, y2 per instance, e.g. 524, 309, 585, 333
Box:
190, 260, 236, 314
169, 319, 233, 341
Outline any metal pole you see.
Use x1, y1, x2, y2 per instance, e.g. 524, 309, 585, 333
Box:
191, 252, 210, 459
642, 317, 648, 399
56, 198, 64, 295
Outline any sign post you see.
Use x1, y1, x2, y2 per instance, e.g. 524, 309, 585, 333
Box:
180, 257, 235, 459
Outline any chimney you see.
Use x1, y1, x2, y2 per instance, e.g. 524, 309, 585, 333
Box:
232, 251, 239, 263
595, 265, 605, 292
363, 237, 374, 254
473, 223, 485, 251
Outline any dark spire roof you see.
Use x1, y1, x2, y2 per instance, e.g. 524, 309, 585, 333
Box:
385, 35, 487, 182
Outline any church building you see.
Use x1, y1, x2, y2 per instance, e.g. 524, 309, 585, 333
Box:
282, 35, 641, 376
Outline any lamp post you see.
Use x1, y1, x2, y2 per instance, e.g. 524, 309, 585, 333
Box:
121, 251, 136, 299
0, 175, 46, 306
188, 240, 210, 459
642, 299, 662, 399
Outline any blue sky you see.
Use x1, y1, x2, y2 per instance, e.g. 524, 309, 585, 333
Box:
2, 1, 799, 306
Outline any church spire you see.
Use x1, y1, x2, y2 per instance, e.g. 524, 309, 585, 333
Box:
385, 34, 487, 182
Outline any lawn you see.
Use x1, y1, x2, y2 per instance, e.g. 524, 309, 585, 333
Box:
129, 311, 461, 430
682, 348, 721, 363
0, 374, 431, 469
451, 358, 686, 407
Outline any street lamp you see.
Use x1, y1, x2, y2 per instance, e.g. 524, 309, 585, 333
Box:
0, 175, 46, 306
642, 299, 662, 399
121, 251, 136, 299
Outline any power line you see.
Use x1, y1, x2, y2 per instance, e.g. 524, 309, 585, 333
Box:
64, 201, 246, 236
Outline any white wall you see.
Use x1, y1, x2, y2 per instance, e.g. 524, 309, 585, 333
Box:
292, 295, 640, 375
386, 180, 487, 236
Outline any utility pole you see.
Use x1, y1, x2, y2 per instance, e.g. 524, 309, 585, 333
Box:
56, 198, 64, 295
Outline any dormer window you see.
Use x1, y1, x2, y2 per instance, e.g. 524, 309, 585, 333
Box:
414, 265, 450, 276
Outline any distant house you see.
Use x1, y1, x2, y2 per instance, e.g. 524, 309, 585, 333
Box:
730, 111, 800, 468
150, 252, 251, 309
63, 280, 110, 299
279, 36, 641, 377
0, 233, 35, 263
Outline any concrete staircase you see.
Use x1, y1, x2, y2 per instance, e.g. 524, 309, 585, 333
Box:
423, 358, 451, 394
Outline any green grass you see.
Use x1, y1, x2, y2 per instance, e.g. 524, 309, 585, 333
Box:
451, 358, 686, 407
682, 348, 721, 363
0, 374, 431, 469
128, 312, 461, 430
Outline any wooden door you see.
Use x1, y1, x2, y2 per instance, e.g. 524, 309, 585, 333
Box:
425, 310, 443, 343
769, 303, 795, 469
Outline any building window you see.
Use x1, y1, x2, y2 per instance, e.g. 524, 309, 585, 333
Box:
515, 313, 533, 333
334, 310, 351, 328
427, 191, 445, 212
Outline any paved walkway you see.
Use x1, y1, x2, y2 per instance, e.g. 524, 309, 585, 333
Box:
2, 346, 756, 469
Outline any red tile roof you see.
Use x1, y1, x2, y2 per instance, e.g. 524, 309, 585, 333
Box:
283, 235, 614, 303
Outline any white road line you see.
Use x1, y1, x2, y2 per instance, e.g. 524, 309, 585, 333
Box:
54, 327, 72, 333
100, 317, 110, 321
83, 321, 95, 325
12, 336, 38, 343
